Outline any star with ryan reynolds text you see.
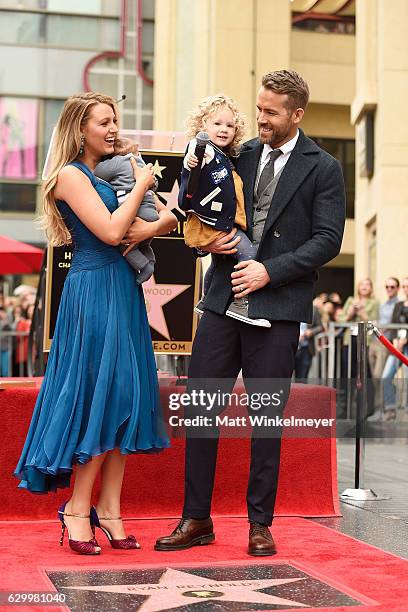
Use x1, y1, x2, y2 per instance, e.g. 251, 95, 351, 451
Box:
67, 567, 308, 611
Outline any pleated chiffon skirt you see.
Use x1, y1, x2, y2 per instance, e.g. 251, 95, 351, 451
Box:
15, 257, 169, 493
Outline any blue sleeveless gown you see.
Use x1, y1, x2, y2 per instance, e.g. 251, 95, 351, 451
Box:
14, 161, 169, 493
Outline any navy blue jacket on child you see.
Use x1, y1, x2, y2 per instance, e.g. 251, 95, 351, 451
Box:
178, 142, 237, 233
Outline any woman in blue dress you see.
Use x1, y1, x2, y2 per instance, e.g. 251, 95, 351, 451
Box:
14, 92, 176, 555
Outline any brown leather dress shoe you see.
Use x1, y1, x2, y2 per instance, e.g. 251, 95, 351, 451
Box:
248, 522, 277, 556
154, 518, 215, 551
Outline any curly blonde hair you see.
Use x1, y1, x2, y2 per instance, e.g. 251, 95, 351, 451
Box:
40, 92, 118, 246
185, 94, 246, 157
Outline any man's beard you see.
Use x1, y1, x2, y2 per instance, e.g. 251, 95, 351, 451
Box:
258, 123, 291, 147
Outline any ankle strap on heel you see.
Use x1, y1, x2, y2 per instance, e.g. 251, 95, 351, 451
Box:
97, 515, 122, 520
58, 510, 90, 519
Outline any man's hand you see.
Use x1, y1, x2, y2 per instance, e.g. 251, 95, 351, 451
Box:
202, 228, 240, 255
231, 260, 270, 298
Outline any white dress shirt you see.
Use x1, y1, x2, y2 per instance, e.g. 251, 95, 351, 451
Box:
257, 130, 300, 183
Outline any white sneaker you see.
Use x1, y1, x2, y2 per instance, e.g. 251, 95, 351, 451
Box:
194, 299, 205, 315
226, 298, 271, 328
367, 411, 384, 422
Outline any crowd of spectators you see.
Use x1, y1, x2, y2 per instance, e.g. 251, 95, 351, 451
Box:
297, 277, 408, 422
2, 278, 408, 422
0, 289, 36, 377
294, 291, 343, 381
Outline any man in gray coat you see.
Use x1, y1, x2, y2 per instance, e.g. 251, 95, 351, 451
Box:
155, 70, 345, 555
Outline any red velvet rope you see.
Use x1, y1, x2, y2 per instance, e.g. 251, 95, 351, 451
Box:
372, 327, 408, 366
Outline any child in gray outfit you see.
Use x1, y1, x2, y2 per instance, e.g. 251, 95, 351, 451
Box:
95, 150, 159, 283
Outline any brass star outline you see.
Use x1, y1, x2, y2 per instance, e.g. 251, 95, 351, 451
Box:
152, 159, 166, 178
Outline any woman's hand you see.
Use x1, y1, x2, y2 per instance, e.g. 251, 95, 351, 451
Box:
121, 198, 177, 256
130, 158, 155, 190
121, 218, 153, 255
346, 302, 358, 320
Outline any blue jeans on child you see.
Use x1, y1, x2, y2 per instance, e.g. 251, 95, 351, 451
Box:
203, 229, 257, 295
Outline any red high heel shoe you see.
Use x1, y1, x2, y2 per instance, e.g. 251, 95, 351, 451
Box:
90, 506, 140, 549
58, 503, 101, 555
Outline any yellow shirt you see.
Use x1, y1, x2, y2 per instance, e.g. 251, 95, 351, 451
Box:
184, 170, 247, 248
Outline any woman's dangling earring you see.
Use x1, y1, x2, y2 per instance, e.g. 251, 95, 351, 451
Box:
79, 135, 85, 156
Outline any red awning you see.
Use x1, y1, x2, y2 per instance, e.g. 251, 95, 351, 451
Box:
0, 235, 44, 274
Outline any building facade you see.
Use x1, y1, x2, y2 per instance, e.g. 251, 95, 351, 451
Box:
2, 0, 407, 302
153, 0, 408, 301
352, 0, 408, 297
0, 0, 154, 244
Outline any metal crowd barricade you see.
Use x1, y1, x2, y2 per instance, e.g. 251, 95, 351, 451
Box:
340, 321, 381, 501
310, 320, 408, 502
325, 321, 408, 379
312, 324, 345, 386
312, 321, 408, 419
0, 330, 31, 377
311, 322, 356, 419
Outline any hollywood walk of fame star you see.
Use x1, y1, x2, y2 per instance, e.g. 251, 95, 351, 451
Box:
143, 276, 190, 340
67, 567, 309, 611
158, 179, 185, 217
152, 159, 166, 179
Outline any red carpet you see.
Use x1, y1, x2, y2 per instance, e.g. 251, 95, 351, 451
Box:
1, 517, 407, 610
1, 378, 339, 520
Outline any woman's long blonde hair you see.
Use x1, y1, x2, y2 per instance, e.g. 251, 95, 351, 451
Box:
185, 94, 246, 157
41, 92, 118, 245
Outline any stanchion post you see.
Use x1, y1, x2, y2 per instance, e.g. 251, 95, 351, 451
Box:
327, 322, 336, 383
341, 321, 387, 501
354, 321, 367, 489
